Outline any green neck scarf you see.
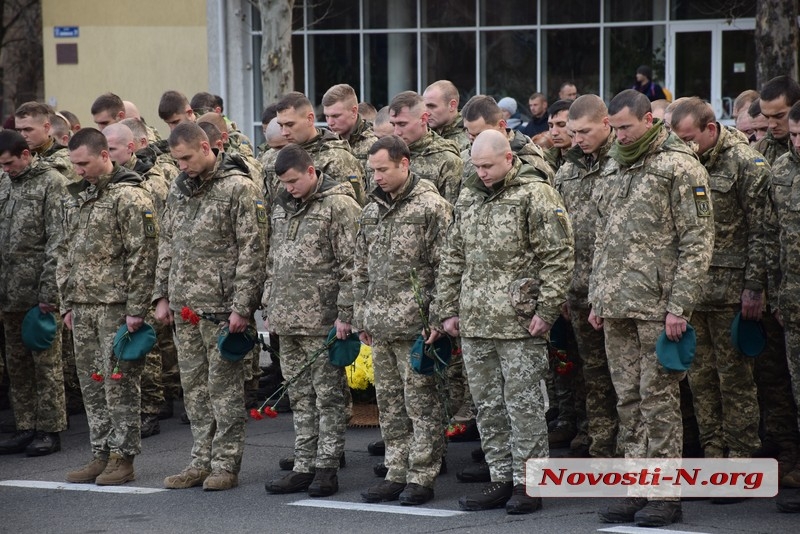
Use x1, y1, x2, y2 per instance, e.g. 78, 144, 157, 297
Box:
609, 119, 664, 166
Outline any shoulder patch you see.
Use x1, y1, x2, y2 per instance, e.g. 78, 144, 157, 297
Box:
142, 210, 157, 237
754, 157, 766, 166
693, 186, 711, 217
255, 200, 268, 224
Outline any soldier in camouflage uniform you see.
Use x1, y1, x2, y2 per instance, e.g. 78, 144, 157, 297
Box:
0, 130, 68, 457
263, 144, 361, 497
122, 117, 180, 191
59, 128, 158, 486
437, 129, 574, 514
322, 83, 378, 188
767, 102, 800, 512
423, 80, 470, 152
756, 76, 800, 165
104, 123, 172, 437
591, 90, 714, 527
544, 100, 575, 171
154, 122, 267, 491
258, 118, 288, 201
198, 113, 264, 184
15, 102, 78, 182
388, 91, 464, 206
554, 95, 619, 459
354, 135, 452, 506
122, 101, 163, 145
272, 92, 365, 205
670, 98, 769, 466
91, 92, 126, 130
190, 92, 255, 158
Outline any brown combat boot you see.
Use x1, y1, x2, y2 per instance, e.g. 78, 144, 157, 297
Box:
203, 469, 238, 491
164, 466, 210, 489
66, 456, 108, 483
95, 452, 135, 485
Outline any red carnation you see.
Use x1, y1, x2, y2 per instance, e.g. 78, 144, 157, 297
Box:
91, 372, 103, 382
180, 306, 201, 326
111, 372, 123, 380
263, 406, 278, 418
249, 408, 264, 420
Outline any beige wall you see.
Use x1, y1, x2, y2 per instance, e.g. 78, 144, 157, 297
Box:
42, 0, 208, 138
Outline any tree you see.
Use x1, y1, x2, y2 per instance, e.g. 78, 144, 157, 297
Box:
755, 0, 799, 86
0, 0, 42, 118
256, 0, 295, 106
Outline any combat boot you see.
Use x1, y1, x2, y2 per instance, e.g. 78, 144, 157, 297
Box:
599, 497, 648, 523
367, 440, 385, 456
307, 468, 338, 497
457, 461, 490, 483
140, 414, 160, 438
548, 424, 577, 449
266, 471, 315, 494
458, 481, 513, 511
25, 431, 61, 457
0, 429, 35, 454
95, 453, 135, 485
471, 447, 485, 462
164, 466, 210, 489
66, 456, 108, 483
399, 483, 434, 505
203, 469, 238, 491
634, 500, 682, 527
361, 480, 405, 503
506, 484, 542, 515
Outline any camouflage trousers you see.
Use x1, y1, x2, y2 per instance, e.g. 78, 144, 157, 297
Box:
72, 303, 143, 458
372, 338, 444, 488
604, 318, 683, 459
61, 327, 82, 410
174, 313, 245, 474
569, 304, 618, 457
462, 337, 549, 486
140, 317, 179, 415
3, 310, 67, 433
445, 338, 470, 421
755, 312, 799, 447
688, 309, 760, 457
282, 335, 346, 472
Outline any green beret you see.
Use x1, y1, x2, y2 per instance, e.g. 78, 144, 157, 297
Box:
217, 326, 257, 362
730, 312, 766, 357
410, 334, 452, 375
655, 324, 696, 372
21, 307, 57, 351
327, 326, 361, 367
113, 323, 157, 361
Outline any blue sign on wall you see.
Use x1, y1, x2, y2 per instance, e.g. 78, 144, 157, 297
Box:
54, 26, 79, 38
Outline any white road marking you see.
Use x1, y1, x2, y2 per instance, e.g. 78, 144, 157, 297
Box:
0, 480, 166, 494
289, 498, 466, 517
599, 526, 710, 534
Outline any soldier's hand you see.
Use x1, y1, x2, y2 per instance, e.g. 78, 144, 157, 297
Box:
154, 298, 173, 326
425, 329, 441, 345
665, 312, 687, 342
359, 330, 373, 346
63, 310, 74, 331
126, 315, 144, 333
774, 308, 784, 327
442, 316, 460, 337
588, 308, 603, 331
741, 289, 763, 321
39, 302, 56, 313
227, 311, 248, 333
529, 315, 552, 337
334, 319, 352, 340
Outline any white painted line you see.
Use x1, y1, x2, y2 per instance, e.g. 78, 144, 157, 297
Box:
289, 498, 466, 517
0, 480, 166, 494
599, 526, 710, 534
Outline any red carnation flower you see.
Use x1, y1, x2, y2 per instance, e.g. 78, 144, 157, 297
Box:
263, 406, 278, 418
111, 372, 123, 380
180, 306, 201, 326
91, 372, 103, 382
249, 408, 264, 420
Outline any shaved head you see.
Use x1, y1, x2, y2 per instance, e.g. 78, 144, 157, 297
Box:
471, 128, 511, 157
103, 122, 134, 144
123, 101, 141, 120
197, 112, 228, 134
102, 122, 135, 166
470, 129, 513, 187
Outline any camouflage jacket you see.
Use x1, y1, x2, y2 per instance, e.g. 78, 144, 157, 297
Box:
408, 129, 464, 206
124, 154, 170, 221
58, 165, 158, 316
0, 157, 69, 311
154, 151, 267, 318
259, 147, 280, 202
146, 140, 180, 183
264, 128, 365, 205
347, 116, 379, 192
38, 139, 79, 182
554, 133, 614, 307
589, 126, 714, 321
462, 129, 554, 185
353, 174, 453, 340
263, 173, 361, 336
437, 157, 574, 338
755, 131, 790, 165
226, 119, 255, 158
694, 125, 769, 310
544, 147, 567, 173
436, 112, 470, 152
766, 145, 800, 315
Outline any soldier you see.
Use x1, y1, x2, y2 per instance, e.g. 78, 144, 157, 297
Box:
59, 110, 81, 133
558, 82, 578, 101
354, 135, 453, 506
190, 92, 254, 158
322, 83, 378, 176
0, 130, 69, 457
154, 122, 267, 491
436, 129, 573, 514
50, 114, 72, 148
158, 90, 196, 131
263, 144, 360, 497
258, 118, 288, 202
756, 76, 800, 164
60, 128, 158, 485
198, 113, 263, 178
590, 90, 714, 527
14, 102, 78, 182
423, 80, 470, 152
273, 92, 365, 205
91, 92, 126, 130
554, 94, 619, 459
769, 101, 800, 513
389, 91, 464, 206
121, 117, 180, 184
546, 99, 575, 170
373, 107, 393, 139
123, 101, 163, 145
670, 97, 768, 469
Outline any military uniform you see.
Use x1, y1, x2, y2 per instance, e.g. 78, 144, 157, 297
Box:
590, 124, 714, 465
408, 130, 464, 206
36, 138, 79, 182
0, 157, 69, 439
554, 134, 619, 458
258, 147, 280, 203
437, 157, 574, 485
344, 116, 378, 192
353, 175, 452, 490
687, 126, 768, 458
756, 132, 790, 165
58, 165, 158, 461
435, 112, 470, 153
462, 129, 554, 185
155, 151, 267, 476
264, 173, 360, 473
